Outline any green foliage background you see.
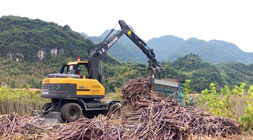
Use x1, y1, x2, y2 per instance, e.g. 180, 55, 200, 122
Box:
1, 16, 253, 93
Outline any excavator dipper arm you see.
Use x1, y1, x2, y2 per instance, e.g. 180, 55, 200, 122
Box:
88, 20, 164, 83
118, 20, 164, 78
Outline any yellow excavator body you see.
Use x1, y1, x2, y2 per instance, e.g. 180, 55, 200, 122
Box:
41, 60, 105, 99
42, 77, 105, 96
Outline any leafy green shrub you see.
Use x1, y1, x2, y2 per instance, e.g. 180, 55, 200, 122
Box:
182, 79, 192, 104
239, 85, 253, 131
199, 83, 244, 117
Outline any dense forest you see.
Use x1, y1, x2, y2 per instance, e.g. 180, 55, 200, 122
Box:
0, 16, 117, 63
1, 16, 253, 93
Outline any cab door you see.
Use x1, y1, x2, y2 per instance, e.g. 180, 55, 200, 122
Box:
76, 63, 92, 96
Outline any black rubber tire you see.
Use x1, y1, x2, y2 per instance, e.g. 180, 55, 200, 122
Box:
108, 102, 121, 117
41, 102, 53, 114
60, 103, 82, 122
58, 114, 65, 123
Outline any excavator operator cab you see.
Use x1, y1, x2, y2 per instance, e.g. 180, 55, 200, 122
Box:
59, 57, 89, 79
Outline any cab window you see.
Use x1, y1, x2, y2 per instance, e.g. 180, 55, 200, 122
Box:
68, 65, 75, 74
61, 64, 77, 74
78, 64, 88, 77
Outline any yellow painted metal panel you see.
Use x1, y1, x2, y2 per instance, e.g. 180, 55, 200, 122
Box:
67, 61, 88, 65
42, 77, 105, 96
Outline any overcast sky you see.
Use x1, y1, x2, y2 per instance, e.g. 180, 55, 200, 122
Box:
1, 0, 253, 52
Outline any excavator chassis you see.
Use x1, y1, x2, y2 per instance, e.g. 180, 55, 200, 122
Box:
40, 98, 121, 123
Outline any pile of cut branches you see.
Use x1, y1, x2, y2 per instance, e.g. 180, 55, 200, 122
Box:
121, 78, 241, 139
0, 112, 57, 139
50, 116, 123, 140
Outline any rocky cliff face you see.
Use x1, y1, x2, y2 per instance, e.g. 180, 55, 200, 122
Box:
0, 16, 94, 62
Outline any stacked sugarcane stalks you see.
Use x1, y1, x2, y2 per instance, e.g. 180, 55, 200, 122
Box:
52, 78, 241, 140
51, 116, 123, 140
121, 78, 241, 139
0, 78, 241, 140
0, 112, 57, 140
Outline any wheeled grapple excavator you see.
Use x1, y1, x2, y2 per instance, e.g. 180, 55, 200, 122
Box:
40, 20, 181, 123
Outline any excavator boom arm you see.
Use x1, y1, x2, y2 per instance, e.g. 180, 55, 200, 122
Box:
88, 20, 164, 82
88, 29, 124, 81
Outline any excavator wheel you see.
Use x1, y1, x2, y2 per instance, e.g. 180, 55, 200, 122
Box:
107, 102, 121, 118
60, 103, 82, 122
